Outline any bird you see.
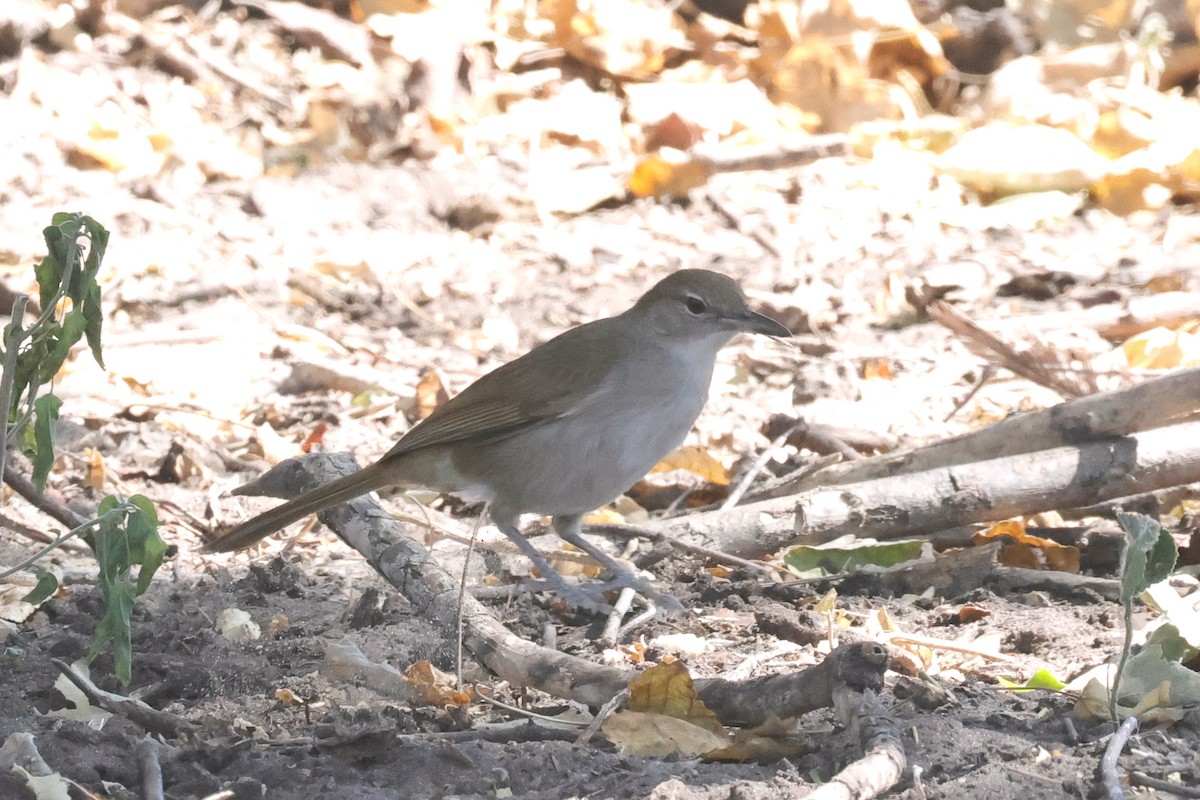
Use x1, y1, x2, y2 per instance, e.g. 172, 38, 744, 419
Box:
203, 269, 790, 612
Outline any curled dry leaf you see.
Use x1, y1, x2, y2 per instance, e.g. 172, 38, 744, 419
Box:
973, 520, 1080, 573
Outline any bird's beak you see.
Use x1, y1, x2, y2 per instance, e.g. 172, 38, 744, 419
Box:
730, 309, 791, 338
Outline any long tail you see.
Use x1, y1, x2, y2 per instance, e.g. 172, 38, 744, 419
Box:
202, 462, 390, 552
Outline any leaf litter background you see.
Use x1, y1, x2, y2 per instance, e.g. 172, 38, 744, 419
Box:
2, 0, 1200, 797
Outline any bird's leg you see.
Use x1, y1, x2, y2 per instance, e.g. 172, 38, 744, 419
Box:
552, 514, 684, 616
490, 512, 614, 614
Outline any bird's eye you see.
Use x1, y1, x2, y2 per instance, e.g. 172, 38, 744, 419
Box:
685, 295, 707, 315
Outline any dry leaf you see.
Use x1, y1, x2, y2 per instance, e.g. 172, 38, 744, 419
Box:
624, 80, 781, 142
218, 608, 262, 642
254, 422, 300, 466
543, 0, 687, 78
1119, 326, 1200, 369
751, 0, 947, 132
937, 123, 1107, 195
627, 660, 724, 734
405, 660, 472, 706
629, 149, 713, 198
82, 448, 105, 491
415, 370, 450, 419
650, 445, 731, 486
973, 520, 1080, 573
602, 710, 728, 757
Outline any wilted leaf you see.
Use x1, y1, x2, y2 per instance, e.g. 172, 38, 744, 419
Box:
973, 520, 1080, 573
1075, 645, 1200, 722
602, 710, 728, 757
31, 394, 62, 491
21, 567, 60, 607
1142, 583, 1200, 656
405, 660, 472, 706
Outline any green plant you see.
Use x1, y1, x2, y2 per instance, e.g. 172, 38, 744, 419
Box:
1110, 510, 1179, 719
0, 213, 167, 685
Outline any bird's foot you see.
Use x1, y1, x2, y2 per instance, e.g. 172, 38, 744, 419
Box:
517, 576, 615, 615
591, 573, 685, 617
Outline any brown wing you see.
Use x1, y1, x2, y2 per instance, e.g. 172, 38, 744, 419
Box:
382, 316, 626, 459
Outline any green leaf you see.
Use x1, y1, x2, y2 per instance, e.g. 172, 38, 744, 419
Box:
31, 394, 62, 491
997, 667, 1067, 692
83, 496, 165, 683
80, 216, 109, 285
784, 539, 929, 578
82, 282, 104, 368
34, 255, 62, 315
126, 496, 166, 595
1117, 512, 1178, 605
88, 579, 136, 685
21, 566, 59, 605
36, 312, 86, 383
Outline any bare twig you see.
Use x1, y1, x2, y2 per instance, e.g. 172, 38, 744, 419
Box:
721, 423, 800, 510
50, 659, 196, 739
2, 464, 87, 531
1100, 716, 1138, 800
137, 737, 165, 800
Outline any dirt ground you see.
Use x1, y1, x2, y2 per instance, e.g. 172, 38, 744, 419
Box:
0, 151, 1196, 799
3, 5, 1200, 797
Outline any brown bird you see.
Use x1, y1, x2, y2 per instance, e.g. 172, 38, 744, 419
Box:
204, 269, 789, 612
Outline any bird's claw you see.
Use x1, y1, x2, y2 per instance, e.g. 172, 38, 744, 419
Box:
590, 575, 685, 617
518, 577, 615, 615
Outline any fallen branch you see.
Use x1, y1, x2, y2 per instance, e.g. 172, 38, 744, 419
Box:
212, 454, 885, 724
638, 419, 1200, 556
50, 659, 196, 739
806, 687, 905, 800
760, 366, 1200, 498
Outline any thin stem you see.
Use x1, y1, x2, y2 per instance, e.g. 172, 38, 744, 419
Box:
0, 506, 129, 581
0, 295, 30, 490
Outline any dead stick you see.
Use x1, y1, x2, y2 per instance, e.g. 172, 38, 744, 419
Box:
640, 420, 1200, 556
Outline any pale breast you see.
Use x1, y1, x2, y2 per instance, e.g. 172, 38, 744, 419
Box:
456, 343, 715, 517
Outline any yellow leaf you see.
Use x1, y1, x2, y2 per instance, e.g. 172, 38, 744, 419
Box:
628, 151, 712, 198
603, 661, 728, 756
650, 445, 731, 486
627, 661, 724, 734
973, 520, 1080, 573
405, 660, 471, 706
1120, 326, 1200, 369
415, 370, 449, 419
82, 448, 105, 491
